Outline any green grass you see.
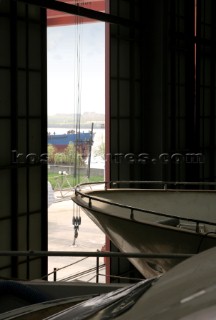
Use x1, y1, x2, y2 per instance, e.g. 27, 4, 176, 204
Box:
48, 172, 104, 190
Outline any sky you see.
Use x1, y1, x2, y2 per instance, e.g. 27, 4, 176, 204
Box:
47, 22, 105, 115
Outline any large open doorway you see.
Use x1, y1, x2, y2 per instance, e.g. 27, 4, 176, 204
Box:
47, 1, 106, 282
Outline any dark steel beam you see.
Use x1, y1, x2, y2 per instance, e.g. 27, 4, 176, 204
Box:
0, 250, 194, 259
16, 0, 140, 28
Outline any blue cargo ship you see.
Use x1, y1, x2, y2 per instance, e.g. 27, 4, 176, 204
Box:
48, 130, 94, 157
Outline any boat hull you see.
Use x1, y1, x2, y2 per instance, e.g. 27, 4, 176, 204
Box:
72, 186, 216, 278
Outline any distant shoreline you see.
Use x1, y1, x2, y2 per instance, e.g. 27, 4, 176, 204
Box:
48, 123, 104, 129
48, 113, 105, 130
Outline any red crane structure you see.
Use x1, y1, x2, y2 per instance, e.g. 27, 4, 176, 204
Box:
47, 0, 105, 26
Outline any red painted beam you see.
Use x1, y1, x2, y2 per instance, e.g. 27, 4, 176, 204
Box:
47, 0, 105, 26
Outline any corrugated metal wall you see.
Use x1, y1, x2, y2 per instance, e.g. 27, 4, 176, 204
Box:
108, 0, 144, 184
165, 0, 216, 183
195, 0, 216, 182
0, 1, 47, 280
107, 0, 145, 281
107, 0, 216, 281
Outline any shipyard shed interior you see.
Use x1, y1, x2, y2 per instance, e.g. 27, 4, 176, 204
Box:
0, 0, 216, 282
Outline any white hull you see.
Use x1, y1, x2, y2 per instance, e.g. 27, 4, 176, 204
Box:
72, 182, 216, 278
30, 247, 216, 319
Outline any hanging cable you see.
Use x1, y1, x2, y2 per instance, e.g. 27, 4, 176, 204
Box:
72, 1, 83, 243
73, 0, 83, 186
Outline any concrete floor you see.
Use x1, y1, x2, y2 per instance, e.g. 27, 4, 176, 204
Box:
48, 190, 106, 283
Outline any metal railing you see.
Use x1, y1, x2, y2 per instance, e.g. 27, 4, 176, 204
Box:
0, 250, 194, 283
74, 180, 216, 233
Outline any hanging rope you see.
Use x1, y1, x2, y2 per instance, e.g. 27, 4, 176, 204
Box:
73, 0, 83, 185
72, 1, 83, 244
